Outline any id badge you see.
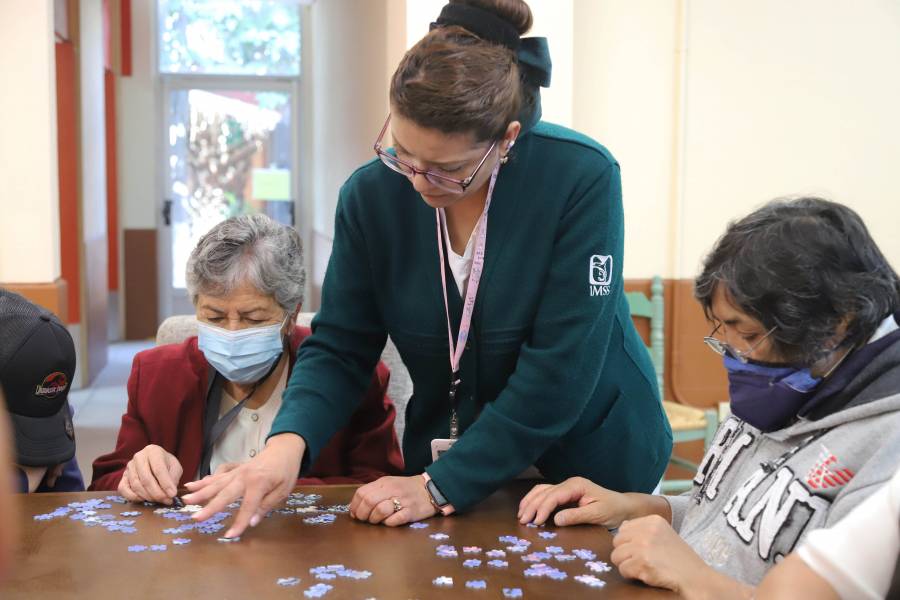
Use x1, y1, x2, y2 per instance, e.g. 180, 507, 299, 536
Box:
431, 438, 456, 461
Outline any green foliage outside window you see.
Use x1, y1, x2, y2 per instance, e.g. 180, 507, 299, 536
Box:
159, 0, 301, 76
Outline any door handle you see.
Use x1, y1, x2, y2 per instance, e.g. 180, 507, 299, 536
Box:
162, 199, 172, 226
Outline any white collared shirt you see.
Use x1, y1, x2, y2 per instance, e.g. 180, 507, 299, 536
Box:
208, 365, 287, 475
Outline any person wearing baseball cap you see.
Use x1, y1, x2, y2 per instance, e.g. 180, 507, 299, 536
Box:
0, 288, 84, 493
0, 391, 18, 580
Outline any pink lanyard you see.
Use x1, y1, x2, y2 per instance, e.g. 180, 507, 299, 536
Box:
434, 163, 500, 438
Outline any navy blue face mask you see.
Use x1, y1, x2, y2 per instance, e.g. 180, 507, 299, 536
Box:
723, 354, 823, 432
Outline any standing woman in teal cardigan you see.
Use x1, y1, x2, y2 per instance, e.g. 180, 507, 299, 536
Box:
185, 0, 672, 537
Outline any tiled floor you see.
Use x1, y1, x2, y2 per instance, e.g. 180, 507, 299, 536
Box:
69, 340, 154, 485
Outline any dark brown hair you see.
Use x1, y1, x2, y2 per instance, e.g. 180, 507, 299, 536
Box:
390, 0, 533, 142
695, 197, 900, 365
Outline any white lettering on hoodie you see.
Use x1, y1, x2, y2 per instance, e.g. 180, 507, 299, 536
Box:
694, 419, 754, 500
724, 467, 830, 559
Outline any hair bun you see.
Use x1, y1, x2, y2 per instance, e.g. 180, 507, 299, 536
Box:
450, 0, 533, 35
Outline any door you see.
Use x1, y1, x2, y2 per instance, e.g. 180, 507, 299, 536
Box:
155, 0, 303, 319
160, 83, 296, 316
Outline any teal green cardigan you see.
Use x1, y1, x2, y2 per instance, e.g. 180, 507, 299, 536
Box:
270, 122, 673, 511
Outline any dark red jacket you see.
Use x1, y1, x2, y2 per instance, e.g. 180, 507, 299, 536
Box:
90, 326, 403, 490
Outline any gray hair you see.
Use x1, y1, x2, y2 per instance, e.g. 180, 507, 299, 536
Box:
185, 214, 306, 312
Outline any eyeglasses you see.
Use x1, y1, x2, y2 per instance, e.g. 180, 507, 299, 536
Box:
373, 114, 496, 194
703, 322, 777, 363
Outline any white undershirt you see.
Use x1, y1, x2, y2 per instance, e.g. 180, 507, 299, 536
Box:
439, 208, 477, 296
208, 365, 287, 475
797, 465, 900, 599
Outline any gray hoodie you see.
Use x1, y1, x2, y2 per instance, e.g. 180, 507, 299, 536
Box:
667, 319, 900, 586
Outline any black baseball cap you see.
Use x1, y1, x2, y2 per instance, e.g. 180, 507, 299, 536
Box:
0, 288, 76, 467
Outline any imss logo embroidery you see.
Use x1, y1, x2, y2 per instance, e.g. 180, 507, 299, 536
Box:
589, 255, 612, 296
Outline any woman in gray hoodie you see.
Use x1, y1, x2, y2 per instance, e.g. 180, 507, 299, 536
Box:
519, 197, 900, 600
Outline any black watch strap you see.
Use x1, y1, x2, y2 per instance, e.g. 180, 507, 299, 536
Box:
426, 478, 450, 508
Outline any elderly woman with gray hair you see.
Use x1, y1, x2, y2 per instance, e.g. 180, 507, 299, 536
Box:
90, 214, 403, 500
518, 198, 900, 599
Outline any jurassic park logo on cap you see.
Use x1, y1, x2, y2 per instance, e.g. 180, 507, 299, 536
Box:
35, 372, 69, 398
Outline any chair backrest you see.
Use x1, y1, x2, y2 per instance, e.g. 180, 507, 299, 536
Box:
625, 276, 665, 396
155, 313, 415, 442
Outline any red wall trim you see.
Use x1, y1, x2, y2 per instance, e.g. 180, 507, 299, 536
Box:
55, 40, 81, 324
105, 69, 119, 291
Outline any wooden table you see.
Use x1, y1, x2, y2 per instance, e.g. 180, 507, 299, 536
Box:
4, 483, 676, 599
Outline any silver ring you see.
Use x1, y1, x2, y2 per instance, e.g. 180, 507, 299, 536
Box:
391, 497, 403, 513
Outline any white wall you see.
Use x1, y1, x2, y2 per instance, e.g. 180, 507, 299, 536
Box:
309, 0, 393, 237
74, 0, 109, 386
572, 0, 900, 279
307, 0, 401, 292
79, 0, 107, 241
573, 0, 678, 279
0, 0, 61, 283
529, 0, 573, 126
118, 0, 157, 230
677, 0, 900, 278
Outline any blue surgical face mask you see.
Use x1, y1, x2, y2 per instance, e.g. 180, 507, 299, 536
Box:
197, 317, 287, 384
724, 354, 823, 432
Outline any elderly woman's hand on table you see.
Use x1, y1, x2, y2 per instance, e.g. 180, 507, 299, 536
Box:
610, 515, 719, 598
610, 516, 753, 600
118, 444, 183, 504
518, 476, 676, 528
519, 477, 752, 600
184, 441, 438, 535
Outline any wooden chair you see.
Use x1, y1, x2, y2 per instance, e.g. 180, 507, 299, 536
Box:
626, 277, 718, 494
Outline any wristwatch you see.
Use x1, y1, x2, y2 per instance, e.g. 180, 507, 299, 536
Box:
421, 473, 454, 515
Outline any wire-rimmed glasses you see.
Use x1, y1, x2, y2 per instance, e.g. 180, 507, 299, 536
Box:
703, 322, 777, 363
373, 114, 496, 194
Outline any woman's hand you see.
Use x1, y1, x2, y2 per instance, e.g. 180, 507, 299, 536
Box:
118, 444, 183, 504
182, 433, 305, 538
349, 475, 438, 526
611, 515, 749, 600
517, 476, 636, 527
